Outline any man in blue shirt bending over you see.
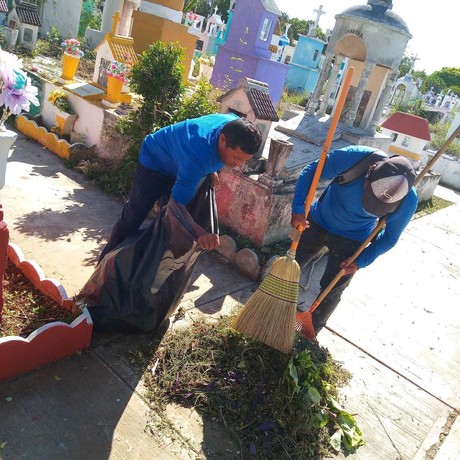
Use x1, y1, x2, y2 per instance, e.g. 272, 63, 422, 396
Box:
99, 113, 262, 262
291, 145, 418, 334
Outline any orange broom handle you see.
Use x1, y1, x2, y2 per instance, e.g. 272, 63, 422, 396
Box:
309, 122, 460, 311
291, 66, 355, 252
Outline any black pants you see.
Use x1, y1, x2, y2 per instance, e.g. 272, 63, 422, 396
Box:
296, 216, 362, 333
99, 162, 175, 262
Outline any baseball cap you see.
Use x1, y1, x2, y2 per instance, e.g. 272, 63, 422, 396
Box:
362, 155, 415, 217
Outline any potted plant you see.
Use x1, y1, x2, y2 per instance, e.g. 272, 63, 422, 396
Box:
103, 60, 130, 106
0, 49, 39, 188
60, 39, 84, 82
48, 89, 77, 136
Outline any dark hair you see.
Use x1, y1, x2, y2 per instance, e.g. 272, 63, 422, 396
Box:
221, 117, 262, 155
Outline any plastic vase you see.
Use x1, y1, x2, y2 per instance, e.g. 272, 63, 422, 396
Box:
0, 128, 18, 189
106, 76, 123, 103
60, 53, 80, 81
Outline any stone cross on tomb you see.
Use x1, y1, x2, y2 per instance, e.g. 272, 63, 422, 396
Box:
111, 11, 121, 36
409, 54, 420, 73
308, 4, 325, 37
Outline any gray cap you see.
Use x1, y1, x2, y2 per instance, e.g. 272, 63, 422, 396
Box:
362, 155, 415, 217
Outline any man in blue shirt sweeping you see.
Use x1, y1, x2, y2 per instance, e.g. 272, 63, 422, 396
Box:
99, 113, 262, 262
291, 145, 418, 334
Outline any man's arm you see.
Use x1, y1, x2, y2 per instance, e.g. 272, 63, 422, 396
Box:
173, 172, 221, 251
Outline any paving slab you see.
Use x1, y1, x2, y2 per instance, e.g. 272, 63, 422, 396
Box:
432, 415, 460, 460
320, 329, 449, 460
326, 202, 460, 410
0, 353, 179, 460
2, 131, 122, 296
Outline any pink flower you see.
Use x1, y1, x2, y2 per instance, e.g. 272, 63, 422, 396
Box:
0, 68, 39, 115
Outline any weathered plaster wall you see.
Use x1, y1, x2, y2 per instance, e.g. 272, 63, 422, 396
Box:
216, 167, 293, 247
40, 0, 83, 39
40, 81, 130, 159
330, 16, 409, 69
424, 152, 460, 191
41, 82, 104, 149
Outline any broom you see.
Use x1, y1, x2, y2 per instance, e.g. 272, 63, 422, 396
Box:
296, 122, 460, 340
232, 67, 355, 353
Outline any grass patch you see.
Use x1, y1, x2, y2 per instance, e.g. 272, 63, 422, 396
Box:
413, 196, 454, 219
138, 315, 364, 459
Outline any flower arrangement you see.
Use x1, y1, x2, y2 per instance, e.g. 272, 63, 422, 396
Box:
61, 39, 84, 58
48, 89, 72, 113
0, 49, 39, 130
185, 11, 199, 26
198, 53, 215, 68
106, 61, 131, 83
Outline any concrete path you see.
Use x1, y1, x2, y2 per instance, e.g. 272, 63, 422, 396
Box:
0, 129, 459, 459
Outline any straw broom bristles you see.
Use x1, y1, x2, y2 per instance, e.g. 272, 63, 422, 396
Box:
232, 250, 299, 353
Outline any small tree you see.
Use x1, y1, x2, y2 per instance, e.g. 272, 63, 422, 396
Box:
172, 78, 221, 123
129, 41, 185, 136
428, 121, 460, 158
421, 75, 446, 95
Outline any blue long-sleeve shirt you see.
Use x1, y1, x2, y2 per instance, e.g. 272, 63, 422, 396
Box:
139, 113, 238, 205
292, 146, 418, 269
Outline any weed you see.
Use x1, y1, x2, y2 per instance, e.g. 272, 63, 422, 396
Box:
141, 315, 363, 459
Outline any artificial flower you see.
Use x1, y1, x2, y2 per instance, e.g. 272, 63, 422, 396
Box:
106, 61, 131, 83
0, 50, 39, 128
61, 39, 84, 58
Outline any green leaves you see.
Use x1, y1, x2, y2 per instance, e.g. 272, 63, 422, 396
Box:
328, 398, 365, 452
285, 351, 365, 454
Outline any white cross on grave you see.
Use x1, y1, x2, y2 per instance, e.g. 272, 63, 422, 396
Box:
308, 4, 326, 37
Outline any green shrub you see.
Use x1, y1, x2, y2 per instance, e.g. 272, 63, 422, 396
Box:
128, 41, 185, 135
278, 89, 310, 117
281, 89, 310, 107
79, 0, 102, 36
428, 121, 460, 157
172, 78, 221, 123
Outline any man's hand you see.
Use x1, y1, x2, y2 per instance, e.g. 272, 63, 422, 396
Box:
291, 213, 309, 232
340, 258, 359, 275
197, 232, 220, 250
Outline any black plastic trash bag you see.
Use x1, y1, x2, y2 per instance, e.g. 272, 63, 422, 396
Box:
78, 178, 218, 332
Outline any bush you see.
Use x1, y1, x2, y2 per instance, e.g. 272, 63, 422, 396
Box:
281, 89, 310, 107
128, 41, 185, 135
278, 89, 310, 117
172, 78, 221, 123
79, 0, 102, 36
428, 121, 460, 158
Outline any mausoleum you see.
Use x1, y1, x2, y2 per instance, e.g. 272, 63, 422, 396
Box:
307, 0, 412, 134
210, 0, 289, 106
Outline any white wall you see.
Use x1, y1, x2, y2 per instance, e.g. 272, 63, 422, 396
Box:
42, 82, 105, 151
425, 151, 460, 191
40, 0, 83, 39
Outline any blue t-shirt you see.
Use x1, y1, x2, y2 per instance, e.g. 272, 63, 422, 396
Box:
292, 146, 418, 268
139, 113, 238, 205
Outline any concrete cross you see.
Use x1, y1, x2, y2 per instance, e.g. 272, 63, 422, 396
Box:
409, 54, 420, 73
111, 11, 120, 36
308, 4, 326, 37
313, 4, 326, 28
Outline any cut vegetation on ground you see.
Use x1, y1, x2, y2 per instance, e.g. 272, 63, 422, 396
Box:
133, 315, 364, 459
